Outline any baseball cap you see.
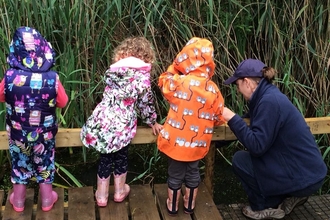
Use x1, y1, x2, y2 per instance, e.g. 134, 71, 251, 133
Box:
224, 59, 266, 85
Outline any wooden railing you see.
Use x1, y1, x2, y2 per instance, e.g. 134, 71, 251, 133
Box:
0, 117, 330, 194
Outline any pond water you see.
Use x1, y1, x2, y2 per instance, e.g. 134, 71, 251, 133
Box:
0, 145, 248, 205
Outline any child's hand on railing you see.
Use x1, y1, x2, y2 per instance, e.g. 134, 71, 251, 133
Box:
150, 122, 163, 135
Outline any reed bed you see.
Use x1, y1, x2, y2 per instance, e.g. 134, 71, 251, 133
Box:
0, 0, 329, 193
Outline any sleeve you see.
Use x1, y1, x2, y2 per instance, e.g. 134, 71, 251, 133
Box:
56, 79, 69, 108
134, 71, 158, 126
136, 87, 158, 126
213, 89, 226, 126
227, 99, 281, 157
158, 63, 180, 91
0, 78, 5, 102
158, 71, 184, 101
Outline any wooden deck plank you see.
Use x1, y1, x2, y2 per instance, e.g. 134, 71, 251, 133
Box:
35, 187, 64, 220
98, 186, 129, 220
98, 204, 129, 220
154, 184, 191, 220
189, 182, 223, 220
68, 186, 96, 220
2, 188, 34, 220
98, 206, 111, 220
129, 185, 160, 220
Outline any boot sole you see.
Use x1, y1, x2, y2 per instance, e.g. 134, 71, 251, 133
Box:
242, 206, 285, 219
114, 189, 130, 202
9, 193, 24, 212
97, 202, 108, 207
95, 191, 109, 207
114, 195, 128, 203
42, 192, 58, 212
166, 201, 178, 215
284, 197, 308, 215
184, 206, 194, 214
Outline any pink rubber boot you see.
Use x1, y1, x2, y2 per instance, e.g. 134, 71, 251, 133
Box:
9, 184, 26, 212
39, 183, 58, 211
95, 175, 110, 207
114, 172, 130, 202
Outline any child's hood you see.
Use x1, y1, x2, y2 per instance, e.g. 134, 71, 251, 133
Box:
7, 26, 56, 72
105, 57, 151, 87
167, 37, 215, 79
110, 56, 151, 72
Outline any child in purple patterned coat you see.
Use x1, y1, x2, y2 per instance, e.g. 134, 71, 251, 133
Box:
80, 37, 162, 207
0, 26, 68, 212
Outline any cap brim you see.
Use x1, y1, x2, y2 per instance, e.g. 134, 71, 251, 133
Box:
224, 76, 239, 85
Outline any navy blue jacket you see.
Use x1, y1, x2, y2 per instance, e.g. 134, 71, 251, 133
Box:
228, 78, 327, 196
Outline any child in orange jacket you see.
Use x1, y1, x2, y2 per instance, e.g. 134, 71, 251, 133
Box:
157, 37, 225, 215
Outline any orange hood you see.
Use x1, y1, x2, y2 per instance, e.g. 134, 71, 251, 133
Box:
165, 37, 215, 78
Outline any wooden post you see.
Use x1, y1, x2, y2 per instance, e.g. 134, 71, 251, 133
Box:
204, 142, 216, 196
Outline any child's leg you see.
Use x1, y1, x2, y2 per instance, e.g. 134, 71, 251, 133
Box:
8, 138, 30, 212
33, 139, 58, 211
95, 153, 114, 206
166, 158, 185, 215
183, 160, 200, 214
113, 146, 130, 202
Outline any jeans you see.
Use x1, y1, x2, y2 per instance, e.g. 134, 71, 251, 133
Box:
232, 150, 323, 211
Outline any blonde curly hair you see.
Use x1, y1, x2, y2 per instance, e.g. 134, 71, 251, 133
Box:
112, 37, 155, 64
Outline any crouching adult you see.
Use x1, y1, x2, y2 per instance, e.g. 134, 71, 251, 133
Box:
222, 59, 327, 219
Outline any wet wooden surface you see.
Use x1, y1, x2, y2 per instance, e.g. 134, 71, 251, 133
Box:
0, 182, 222, 220
1, 183, 329, 220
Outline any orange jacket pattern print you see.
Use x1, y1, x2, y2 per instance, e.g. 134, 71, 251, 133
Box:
158, 37, 225, 162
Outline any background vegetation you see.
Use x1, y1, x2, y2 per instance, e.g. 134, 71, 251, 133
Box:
0, 0, 329, 203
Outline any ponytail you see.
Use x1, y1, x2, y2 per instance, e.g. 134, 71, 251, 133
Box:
262, 67, 276, 83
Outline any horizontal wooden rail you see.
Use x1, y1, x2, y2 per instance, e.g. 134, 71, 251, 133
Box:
0, 117, 329, 150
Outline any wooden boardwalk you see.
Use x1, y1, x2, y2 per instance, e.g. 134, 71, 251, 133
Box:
0, 182, 222, 220
1, 183, 330, 220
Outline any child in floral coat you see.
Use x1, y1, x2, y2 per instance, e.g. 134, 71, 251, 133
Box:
80, 37, 162, 206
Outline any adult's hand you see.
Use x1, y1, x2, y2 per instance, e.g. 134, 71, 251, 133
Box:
223, 107, 236, 122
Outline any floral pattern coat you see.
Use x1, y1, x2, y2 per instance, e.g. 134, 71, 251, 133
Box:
80, 57, 157, 153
